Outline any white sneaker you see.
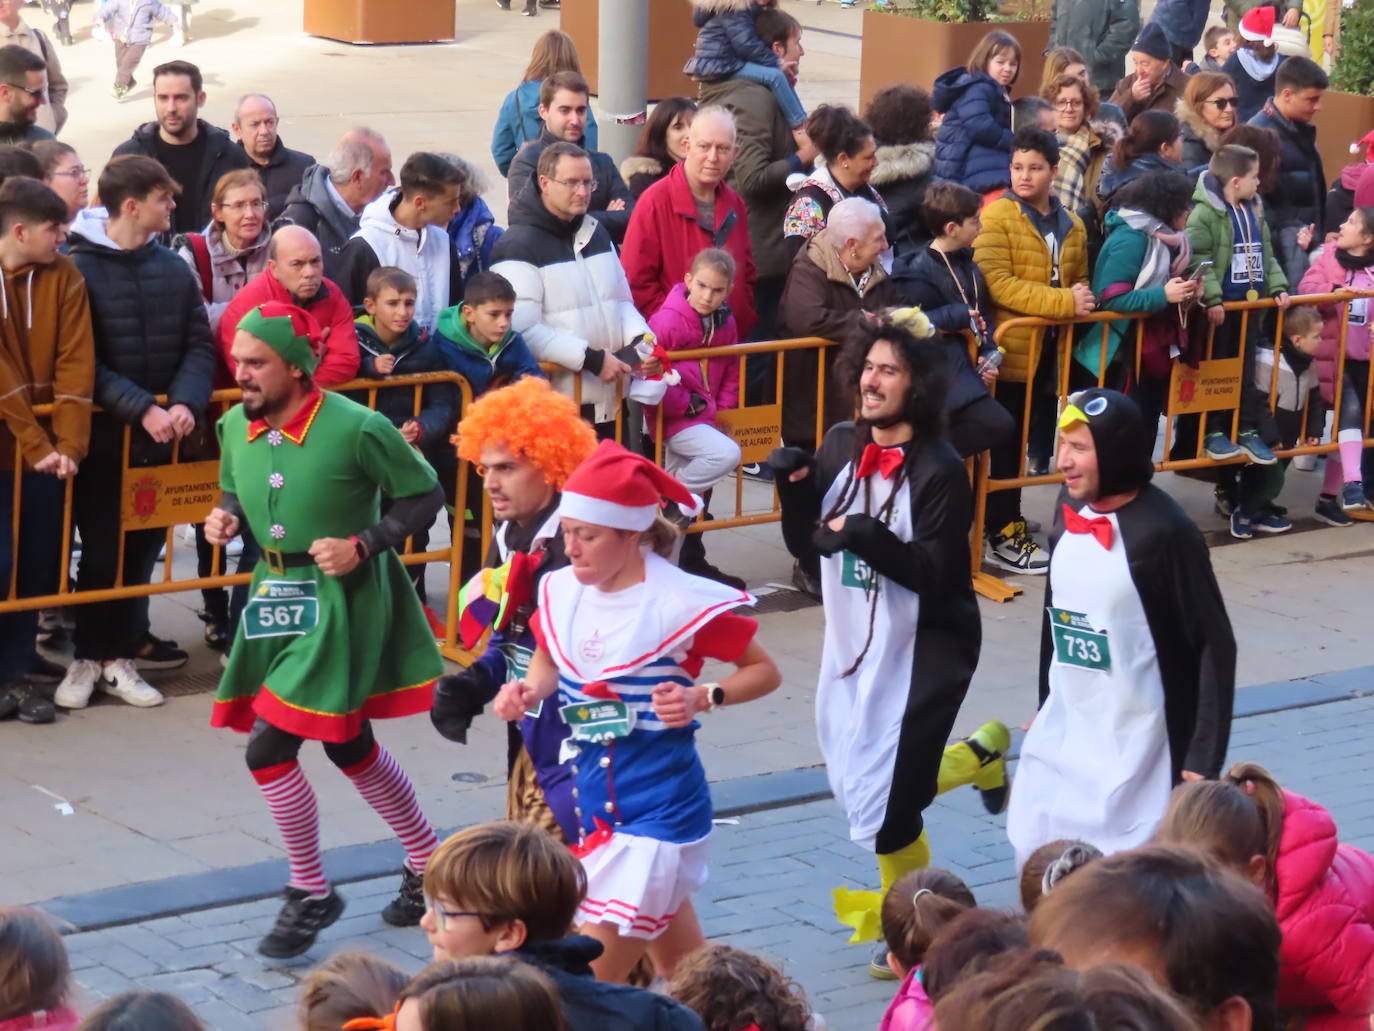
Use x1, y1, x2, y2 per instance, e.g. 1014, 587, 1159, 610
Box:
99, 659, 165, 707
987, 520, 1050, 575
54, 659, 102, 709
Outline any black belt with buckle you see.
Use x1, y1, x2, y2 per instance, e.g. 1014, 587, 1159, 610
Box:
260, 547, 315, 575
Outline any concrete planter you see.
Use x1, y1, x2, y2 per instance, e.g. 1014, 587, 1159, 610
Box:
859, 10, 1050, 111
303, 0, 454, 44
560, 0, 696, 101
1312, 89, 1374, 188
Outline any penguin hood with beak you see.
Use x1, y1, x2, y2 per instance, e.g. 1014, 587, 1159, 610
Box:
1058, 388, 1155, 499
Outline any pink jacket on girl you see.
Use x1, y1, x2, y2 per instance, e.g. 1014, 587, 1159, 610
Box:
645, 282, 740, 441
1298, 248, 1374, 405
1272, 789, 1374, 1030
879, 967, 935, 1031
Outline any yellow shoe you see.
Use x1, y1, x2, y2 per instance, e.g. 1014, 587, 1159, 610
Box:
833, 831, 932, 945
877, 830, 931, 895
966, 720, 1011, 814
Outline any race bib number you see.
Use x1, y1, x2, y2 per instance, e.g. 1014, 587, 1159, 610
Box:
840, 550, 876, 591
559, 699, 635, 745
243, 580, 320, 640
1349, 297, 1369, 328
500, 643, 542, 717
1230, 243, 1262, 285
1048, 607, 1112, 673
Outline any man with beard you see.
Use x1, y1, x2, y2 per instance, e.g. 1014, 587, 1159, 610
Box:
204, 301, 446, 958
1007, 388, 1236, 866
113, 60, 250, 235
430, 375, 597, 843
0, 45, 53, 145
771, 316, 1009, 976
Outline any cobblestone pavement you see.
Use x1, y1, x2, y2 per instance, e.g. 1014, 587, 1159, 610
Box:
56, 694, 1374, 1031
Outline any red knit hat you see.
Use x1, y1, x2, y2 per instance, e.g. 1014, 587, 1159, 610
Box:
558, 440, 701, 531
1239, 6, 1274, 42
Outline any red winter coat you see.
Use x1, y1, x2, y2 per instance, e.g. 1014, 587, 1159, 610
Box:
620, 161, 758, 339
217, 269, 361, 388
1273, 789, 1374, 1029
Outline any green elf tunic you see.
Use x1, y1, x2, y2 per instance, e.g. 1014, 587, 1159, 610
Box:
210, 389, 444, 742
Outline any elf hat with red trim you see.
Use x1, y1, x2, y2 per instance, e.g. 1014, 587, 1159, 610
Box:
1239, 6, 1274, 42
558, 440, 702, 531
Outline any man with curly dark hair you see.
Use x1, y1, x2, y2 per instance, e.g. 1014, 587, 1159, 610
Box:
772, 318, 1009, 977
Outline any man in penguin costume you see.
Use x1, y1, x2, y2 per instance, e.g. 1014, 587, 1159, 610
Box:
772, 314, 1011, 971
1007, 387, 1236, 867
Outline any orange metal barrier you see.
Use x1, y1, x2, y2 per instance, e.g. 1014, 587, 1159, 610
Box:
1, 372, 478, 663
976, 289, 1374, 602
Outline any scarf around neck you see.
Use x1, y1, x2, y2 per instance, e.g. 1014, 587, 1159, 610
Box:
1116, 207, 1192, 290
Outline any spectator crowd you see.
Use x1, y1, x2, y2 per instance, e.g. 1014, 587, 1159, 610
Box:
2, 0, 1374, 1027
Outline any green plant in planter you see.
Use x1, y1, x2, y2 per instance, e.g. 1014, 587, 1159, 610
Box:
1332, 0, 1374, 97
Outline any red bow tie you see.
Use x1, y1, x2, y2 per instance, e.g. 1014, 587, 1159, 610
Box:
856, 443, 904, 480
1062, 503, 1113, 550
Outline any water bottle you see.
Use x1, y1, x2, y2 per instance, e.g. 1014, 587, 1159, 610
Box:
975, 346, 1005, 377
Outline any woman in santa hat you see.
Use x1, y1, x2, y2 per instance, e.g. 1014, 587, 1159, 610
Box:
492, 440, 782, 983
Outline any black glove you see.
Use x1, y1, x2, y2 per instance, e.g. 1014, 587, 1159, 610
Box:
767, 446, 814, 478
430, 664, 498, 744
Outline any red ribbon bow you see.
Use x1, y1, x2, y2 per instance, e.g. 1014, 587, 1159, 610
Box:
342, 1004, 399, 1031
855, 443, 903, 480
1062, 503, 1113, 550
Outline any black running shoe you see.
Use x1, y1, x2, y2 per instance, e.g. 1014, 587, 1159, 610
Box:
134, 632, 188, 671
257, 887, 345, 958
381, 866, 426, 927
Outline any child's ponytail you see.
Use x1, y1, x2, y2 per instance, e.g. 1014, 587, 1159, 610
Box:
1223, 760, 1286, 892
1155, 777, 1268, 882
882, 868, 976, 974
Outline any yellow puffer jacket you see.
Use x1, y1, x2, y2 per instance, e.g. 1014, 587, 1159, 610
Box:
974, 195, 1089, 383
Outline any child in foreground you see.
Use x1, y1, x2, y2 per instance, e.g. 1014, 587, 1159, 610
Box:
1156, 761, 1374, 1030
876, 868, 976, 1029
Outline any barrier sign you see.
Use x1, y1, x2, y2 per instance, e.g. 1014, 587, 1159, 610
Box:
716, 404, 783, 464
121, 461, 220, 530
1170, 358, 1244, 415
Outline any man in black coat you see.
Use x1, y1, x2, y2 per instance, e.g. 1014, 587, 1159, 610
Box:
231, 93, 315, 221
505, 70, 634, 244
274, 127, 393, 283
55, 154, 216, 712
1250, 55, 1328, 289
111, 60, 250, 236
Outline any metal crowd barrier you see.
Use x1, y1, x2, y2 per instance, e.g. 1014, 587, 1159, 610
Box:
976, 289, 1374, 602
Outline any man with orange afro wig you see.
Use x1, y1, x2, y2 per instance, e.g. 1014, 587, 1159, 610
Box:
432, 375, 597, 841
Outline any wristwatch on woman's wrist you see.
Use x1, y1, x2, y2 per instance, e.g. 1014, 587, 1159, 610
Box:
700, 683, 726, 712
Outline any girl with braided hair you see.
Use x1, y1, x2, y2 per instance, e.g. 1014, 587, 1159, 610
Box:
772, 317, 1009, 976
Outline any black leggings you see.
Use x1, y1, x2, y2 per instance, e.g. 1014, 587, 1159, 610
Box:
244, 718, 376, 772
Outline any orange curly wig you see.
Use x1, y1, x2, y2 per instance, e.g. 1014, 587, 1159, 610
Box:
453, 376, 598, 488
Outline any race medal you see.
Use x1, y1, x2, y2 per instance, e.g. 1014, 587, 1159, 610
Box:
1047, 607, 1112, 673
560, 699, 636, 744
1246, 289, 1259, 302
243, 580, 320, 640
840, 550, 877, 591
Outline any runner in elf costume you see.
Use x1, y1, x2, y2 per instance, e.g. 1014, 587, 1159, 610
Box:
1007, 388, 1237, 867
430, 375, 598, 843
771, 316, 1011, 976
204, 302, 446, 959
492, 440, 782, 984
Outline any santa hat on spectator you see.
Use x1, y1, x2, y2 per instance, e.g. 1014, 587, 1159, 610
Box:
1352, 129, 1374, 164
1239, 6, 1275, 42
558, 440, 703, 531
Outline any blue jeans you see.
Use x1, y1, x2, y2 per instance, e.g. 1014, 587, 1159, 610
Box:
0, 470, 66, 681
734, 62, 806, 128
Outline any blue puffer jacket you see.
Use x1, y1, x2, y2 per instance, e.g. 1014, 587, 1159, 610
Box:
446, 196, 504, 289
350, 317, 459, 456
491, 80, 600, 178
933, 67, 1014, 193
1096, 150, 1185, 210
684, 0, 776, 81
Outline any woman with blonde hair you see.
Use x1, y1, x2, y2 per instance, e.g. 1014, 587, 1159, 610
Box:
491, 30, 600, 176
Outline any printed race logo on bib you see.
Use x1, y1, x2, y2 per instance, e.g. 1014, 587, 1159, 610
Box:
243, 580, 320, 640
559, 699, 635, 744
841, 550, 876, 591
1048, 607, 1112, 673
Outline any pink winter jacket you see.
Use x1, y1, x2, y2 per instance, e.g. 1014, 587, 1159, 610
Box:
644, 282, 740, 441
1272, 789, 1374, 1030
879, 967, 935, 1031
1298, 248, 1374, 405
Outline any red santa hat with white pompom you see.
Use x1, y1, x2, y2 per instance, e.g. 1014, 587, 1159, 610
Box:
558, 440, 704, 531
1238, 5, 1274, 41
